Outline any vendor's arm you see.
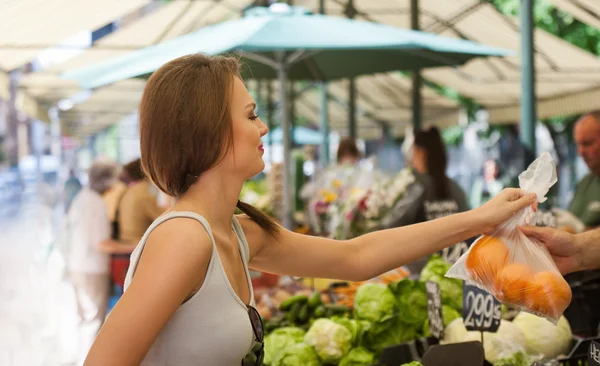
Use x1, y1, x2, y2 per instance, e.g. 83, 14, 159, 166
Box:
242, 188, 536, 282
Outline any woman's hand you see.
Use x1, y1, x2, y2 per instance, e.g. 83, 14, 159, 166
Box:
473, 188, 538, 234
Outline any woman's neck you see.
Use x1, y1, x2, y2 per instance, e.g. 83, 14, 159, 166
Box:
173, 169, 244, 234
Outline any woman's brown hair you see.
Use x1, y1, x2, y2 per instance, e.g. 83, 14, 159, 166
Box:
336, 136, 361, 163
139, 54, 278, 236
413, 126, 450, 200
123, 158, 145, 182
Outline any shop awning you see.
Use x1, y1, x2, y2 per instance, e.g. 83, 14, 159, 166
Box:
0, 0, 150, 71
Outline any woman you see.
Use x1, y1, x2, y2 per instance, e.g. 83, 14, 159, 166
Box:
102, 158, 166, 288
106, 158, 166, 251
336, 136, 361, 165
409, 127, 469, 221
404, 127, 471, 265
83, 54, 536, 366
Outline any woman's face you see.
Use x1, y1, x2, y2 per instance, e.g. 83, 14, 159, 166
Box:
221, 77, 269, 178
410, 145, 427, 174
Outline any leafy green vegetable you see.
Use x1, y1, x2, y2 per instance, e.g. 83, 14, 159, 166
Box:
492, 351, 529, 366
363, 317, 420, 354
274, 343, 321, 366
389, 279, 428, 325
338, 347, 376, 366
304, 318, 353, 363
425, 274, 463, 311
264, 327, 306, 365
354, 283, 396, 324
420, 256, 463, 311
420, 254, 452, 282
423, 305, 461, 337
330, 316, 371, 347
400, 362, 423, 366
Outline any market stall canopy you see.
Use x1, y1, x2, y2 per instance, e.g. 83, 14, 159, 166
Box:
61, 4, 509, 88
0, 0, 150, 71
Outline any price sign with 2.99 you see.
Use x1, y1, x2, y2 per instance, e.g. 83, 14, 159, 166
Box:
463, 284, 501, 332
426, 281, 444, 339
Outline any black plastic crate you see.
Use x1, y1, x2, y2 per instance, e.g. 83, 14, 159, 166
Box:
563, 271, 600, 337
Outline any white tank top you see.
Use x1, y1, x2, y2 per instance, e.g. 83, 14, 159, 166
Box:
124, 211, 255, 366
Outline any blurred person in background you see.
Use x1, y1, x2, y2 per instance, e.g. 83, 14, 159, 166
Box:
336, 136, 361, 165
569, 110, 600, 229
99, 158, 166, 288
64, 160, 119, 364
470, 159, 517, 209
63, 168, 82, 212
556, 110, 600, 337
409, 127, 469, 222
392, 127, 470, 269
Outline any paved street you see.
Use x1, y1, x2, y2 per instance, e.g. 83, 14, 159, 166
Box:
0, 186, 78, 366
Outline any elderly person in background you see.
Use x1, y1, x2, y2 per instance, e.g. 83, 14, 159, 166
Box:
65, 159, 119, 363
570, 111, 600, 229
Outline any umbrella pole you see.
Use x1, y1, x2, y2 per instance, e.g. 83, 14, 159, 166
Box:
277, 53, 293, 230
520, 0, 536, 166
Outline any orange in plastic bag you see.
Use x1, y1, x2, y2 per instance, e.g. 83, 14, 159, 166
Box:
446, 153, 572, 324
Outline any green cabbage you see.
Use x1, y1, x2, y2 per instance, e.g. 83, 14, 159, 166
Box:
420, 254, 452, 281
511, 313, 573, 359
364, 317, 420, 354
492, 351, 529, 366
264, 327, 306, 365
423, 305, 461, 337
354, 283, 396, 323
330, 316, 371, 347
389, 279, 428, 325
338, 347, 376, 366
425, 274, 463, 311
274, 343, 321, 366
304, 318, 353, 363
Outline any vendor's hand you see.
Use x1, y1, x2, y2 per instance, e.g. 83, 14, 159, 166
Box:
519, 226, 580, 275
474, 188, 537, 234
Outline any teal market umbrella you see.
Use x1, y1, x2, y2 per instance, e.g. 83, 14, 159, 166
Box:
63, 4, 509, 228
264, 126, 328, 145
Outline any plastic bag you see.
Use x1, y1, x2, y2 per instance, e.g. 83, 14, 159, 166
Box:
446, 153, 572, 323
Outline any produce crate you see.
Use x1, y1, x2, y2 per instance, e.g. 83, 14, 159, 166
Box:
563, 271, 600, 337
552, 335, 600, 366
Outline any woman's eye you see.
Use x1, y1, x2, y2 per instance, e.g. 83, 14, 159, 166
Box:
249, 114, 259, 121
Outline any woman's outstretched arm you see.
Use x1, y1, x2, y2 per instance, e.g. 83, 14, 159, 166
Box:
242, 189, 537, 281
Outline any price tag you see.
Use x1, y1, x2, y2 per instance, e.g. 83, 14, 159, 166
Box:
426, 281, 444, 339
462, 283, 501, 332
422, 341, 484, 366
589, 341, 600, 365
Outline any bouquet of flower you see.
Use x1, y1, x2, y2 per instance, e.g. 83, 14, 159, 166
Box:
328, 168, 423, 239
302, 159, 385, 236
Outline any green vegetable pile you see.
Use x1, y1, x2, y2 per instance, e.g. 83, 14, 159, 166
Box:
260, 255, 464, 365
264, 292, 352, 333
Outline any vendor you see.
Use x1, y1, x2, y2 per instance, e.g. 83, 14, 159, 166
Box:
569, 110, 600, 229
392, 127, 470, 269
560, 110, 600, 337
409, 127, 469, 223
